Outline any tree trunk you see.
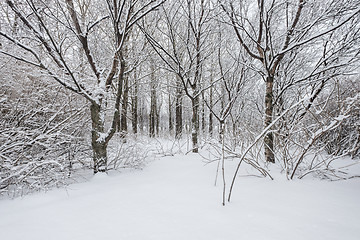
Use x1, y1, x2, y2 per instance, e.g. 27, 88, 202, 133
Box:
149, 97, 156, 138
138, 96, 145, 134
201, 91, 205, 134
90, 103, 107, 173
175, 77, 183, 139
209, 111, 213, 136
149, 96, 156, 137
168, 90, 173, 135
156, 105, 160, 137
131, 69, 138, 134
149, 64, 157, 138
264, 75, 275, 163
191, 94, 199, 153
120, 74, 128, 137
209, 79, 213, 136
116, 61, 124, 133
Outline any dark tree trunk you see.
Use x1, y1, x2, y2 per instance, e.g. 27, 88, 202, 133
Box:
175, 78, 183, 139
201, 92, 205, 134
168, 90, 173, 135
131, 70, 138, 134
149, 94, 156, 137
264, 75, 275, 163
120, 74, 128, 137
209, 77, 213, 136
149, 64, 157, 138
191, 94, 200, 153
138, 98, 144, 134
156, 105, 160, 136
209, 112, 213, 136
90, 103, 108, 173
116, 60, 124, 133
209, 107, 213, 136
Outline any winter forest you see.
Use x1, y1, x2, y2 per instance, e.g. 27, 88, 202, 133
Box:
0, 0, 360, 239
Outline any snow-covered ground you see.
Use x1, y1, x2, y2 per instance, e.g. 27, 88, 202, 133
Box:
1, 151, 359, 240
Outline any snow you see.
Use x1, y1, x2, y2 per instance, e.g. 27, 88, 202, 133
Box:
0, 151, 359, 240
334, 115, 349, 121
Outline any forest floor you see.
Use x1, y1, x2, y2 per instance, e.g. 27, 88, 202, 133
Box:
0, 141, 360, 240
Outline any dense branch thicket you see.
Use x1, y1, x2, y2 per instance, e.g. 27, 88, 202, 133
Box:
0, 57, 90, 196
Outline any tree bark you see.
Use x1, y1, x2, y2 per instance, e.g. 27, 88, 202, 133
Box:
120, 73, 128, 137
209, 76, 213, 136
138, 97, 145, 134
149, 63, 157, 138
175, 77, 183, 139
201, 91, 205, 134
168, 88, 173, 135
116, 57, 125, 132
156, 105, 160, 136
191, 94, 200, 153
131, 69, 138, 134
264, 75, 275, 163
90, 103, 108, 173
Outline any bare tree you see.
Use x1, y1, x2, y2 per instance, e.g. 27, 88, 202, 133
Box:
174, 76, 184, 139
149, 57, 158, 138
140, 0, 215, 152
0, 0, 166, 173
220, 0, 360, 163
